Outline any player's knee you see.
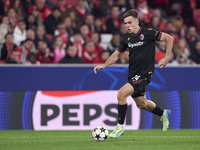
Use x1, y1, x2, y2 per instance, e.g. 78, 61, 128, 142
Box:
117, 91, 126, 103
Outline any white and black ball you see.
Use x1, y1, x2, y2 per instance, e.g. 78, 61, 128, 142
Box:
92, 125, 109, 142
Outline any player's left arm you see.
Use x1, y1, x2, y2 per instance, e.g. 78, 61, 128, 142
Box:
159, 32, 173, 69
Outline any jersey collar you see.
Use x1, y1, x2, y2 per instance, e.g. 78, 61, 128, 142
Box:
131, 27, 142, 37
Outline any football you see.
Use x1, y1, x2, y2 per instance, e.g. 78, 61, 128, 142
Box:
92, 125, 109, 142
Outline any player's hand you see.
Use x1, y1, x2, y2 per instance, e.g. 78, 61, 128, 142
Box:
159, 57, 170, 69
94, 65, 105, 74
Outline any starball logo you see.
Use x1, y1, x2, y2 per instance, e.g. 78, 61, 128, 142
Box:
128, 41, 143, 48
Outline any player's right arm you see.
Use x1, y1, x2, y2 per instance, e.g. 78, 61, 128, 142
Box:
94, 50, 122, 74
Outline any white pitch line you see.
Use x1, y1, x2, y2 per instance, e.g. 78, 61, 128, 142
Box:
0, 136, 197, 139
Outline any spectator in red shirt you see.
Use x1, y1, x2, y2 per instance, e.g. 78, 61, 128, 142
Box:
53, 23, 71, 49
137, 0, 153, 27
28, 0, 52, 22
8, 0, 25, 20
36, 39, 54, 64
91, 32, 104, 57
76, 0, 90, 24
82, 41, 99, 63
70, 31, 84, 58
155, 41, 166, 64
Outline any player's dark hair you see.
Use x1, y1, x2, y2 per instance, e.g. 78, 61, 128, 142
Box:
122, 9, 138, 19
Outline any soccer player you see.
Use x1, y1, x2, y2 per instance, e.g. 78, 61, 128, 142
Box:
94, 9, 173, 138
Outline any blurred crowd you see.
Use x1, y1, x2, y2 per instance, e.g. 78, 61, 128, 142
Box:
0, 0, 200, 65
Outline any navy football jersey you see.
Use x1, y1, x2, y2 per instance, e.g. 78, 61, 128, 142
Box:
117, 27, 162, 77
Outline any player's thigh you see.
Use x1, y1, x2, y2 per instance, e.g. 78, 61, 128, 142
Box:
133, 95, 147, 106
118, 83, 135, 99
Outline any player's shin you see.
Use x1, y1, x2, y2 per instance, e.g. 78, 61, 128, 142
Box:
117, 103, 127, 128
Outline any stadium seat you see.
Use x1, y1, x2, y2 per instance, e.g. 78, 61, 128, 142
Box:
100, 34, 112, 49
66, 0, 77, 8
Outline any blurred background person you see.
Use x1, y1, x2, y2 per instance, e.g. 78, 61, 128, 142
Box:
53, 23, 70, 48
82, 41, 99, 63
106, 5, 121, 33
5, 49, 21, 64
172, 15, 186, 38
0, 33, 17, 60
8, 0, 25, 20
70, 31, 84, 58
45, 7, 62, 34
63, 16, 75, 36
94, 50, 110, 64
53, 36, 66, 63
100, 0, 114, 17
13, 19, 26, 46
0, 15, 10, 45
28, 0, 52, 22
25, 13, 37, 31
25, 52, 40, 65
59, 44, 84, 64
83, 0, 98, 17
84, 14, 95, 34
189, 41, 200, 64
176, 53, 195, 65
16, 38, 35, 64
107, 32, 121, 54
94, 17, 106, 33
91, 32, 103, 57
34, 25, 51, 49
80, 24, 91, 42
117, 49, 129, 64
155, 41, 166, 64
36, 39, 54, 64
75, 0, 90, 24
7, 8, 18, 32
186, 26, 199, 53
137, 0, 153, 27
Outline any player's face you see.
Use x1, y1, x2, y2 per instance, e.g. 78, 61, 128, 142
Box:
124, 16, 139, 34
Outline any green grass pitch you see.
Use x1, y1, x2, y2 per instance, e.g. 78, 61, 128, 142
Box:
0, 129, 199, 150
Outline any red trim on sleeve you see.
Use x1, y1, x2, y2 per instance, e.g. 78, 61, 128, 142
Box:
117, 48, 123, 52
158, 32, 162, 41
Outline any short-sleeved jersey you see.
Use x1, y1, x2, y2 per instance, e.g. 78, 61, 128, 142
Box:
117, 27, 162, 78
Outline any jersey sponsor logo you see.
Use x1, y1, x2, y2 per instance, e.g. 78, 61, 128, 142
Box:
128, 41, 143, 48
140, 34, 144, 40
